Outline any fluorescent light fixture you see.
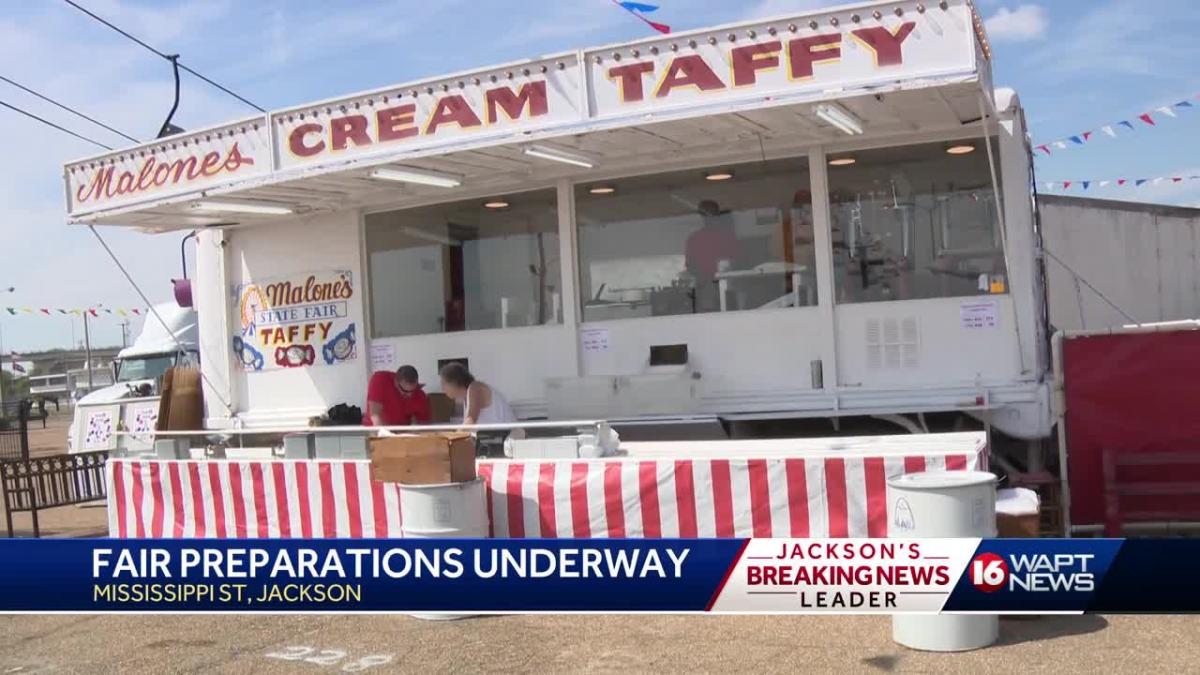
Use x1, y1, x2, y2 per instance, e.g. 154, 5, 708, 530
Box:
369, 166, 462, 187
705, 170, 734, 181
523, 144, 595, 169
483, 199, 511, 209
191, 199, 293, 215
814, 103, 864, 136
946, 143, 976, 155
828, 156, 857, 166
589, 185, 616, 195
400, 226, 458, 247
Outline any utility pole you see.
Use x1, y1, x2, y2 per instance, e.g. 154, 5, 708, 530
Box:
0, 287, 14, 410
83, 309, 94, 392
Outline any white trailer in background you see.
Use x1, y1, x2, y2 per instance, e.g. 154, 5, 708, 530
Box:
68, 304, 198, 453
1039, 195, 1200, 332
62, 0, 1054, 453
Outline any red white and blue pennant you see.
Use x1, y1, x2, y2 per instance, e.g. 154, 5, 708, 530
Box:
612, 0, 671, 34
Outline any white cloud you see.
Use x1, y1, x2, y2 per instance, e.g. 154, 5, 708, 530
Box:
985, 5, 1049, 42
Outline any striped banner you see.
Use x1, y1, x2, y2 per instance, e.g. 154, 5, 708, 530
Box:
108, 446, 984, 539
478, 452, 982, 539
106, 460, 403, 539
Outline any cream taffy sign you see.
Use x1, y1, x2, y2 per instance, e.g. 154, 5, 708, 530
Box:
233, 271, 358, 371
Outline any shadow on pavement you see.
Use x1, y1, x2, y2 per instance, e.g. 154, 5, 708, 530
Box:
996, 614, 1109, 646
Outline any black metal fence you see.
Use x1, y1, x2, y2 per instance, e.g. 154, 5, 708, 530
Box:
2, 451, 109, 537
0, 402, 29, 463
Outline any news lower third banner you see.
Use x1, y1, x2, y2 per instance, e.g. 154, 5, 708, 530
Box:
0, 538, 1196, 613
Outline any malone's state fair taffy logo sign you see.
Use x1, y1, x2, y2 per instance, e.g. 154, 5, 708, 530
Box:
233, 271, 358, 372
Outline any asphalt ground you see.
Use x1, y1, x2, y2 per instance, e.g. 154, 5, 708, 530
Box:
1, 612, 1198, 674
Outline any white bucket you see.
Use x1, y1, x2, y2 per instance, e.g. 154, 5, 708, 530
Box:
888, 471, 998, 652
399, 479, 488, 621
399, 479, 488, 539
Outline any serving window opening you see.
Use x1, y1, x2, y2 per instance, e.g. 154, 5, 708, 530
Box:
365, 188, 561, 338
827, 139, 1007, 304
576, 156, 816, 322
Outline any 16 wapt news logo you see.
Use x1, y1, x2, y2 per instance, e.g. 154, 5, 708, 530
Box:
969, 551, 1095, 593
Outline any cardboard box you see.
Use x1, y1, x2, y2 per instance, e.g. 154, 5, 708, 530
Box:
368, 433, 476, 485
427, 393, 456, 424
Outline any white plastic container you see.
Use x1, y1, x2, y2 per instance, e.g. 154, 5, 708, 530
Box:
888, 470, 998, 652
399, 479, 487, 620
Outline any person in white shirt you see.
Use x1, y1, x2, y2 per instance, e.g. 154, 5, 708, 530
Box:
437, 362, 517, 427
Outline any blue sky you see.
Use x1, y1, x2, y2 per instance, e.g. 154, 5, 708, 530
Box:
1, 0, 1198, 352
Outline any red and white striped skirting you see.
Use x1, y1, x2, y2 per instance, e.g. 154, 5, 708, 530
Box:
477, 451, 983, 539
106, 460, 404, 539
107, 445, 984, 539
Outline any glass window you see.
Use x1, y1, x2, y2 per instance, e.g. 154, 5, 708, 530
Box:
365, 189, 561, 338
116, 354, 176, 383
576, 157, 815, 322
827, 140, 1006, 304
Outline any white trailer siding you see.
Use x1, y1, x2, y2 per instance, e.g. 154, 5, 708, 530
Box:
1040, 195, 1200, 331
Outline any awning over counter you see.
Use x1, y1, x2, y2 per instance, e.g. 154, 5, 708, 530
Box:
64, 0, 991, 230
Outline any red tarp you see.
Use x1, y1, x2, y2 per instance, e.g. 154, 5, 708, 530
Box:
1063, 330, 1200, 526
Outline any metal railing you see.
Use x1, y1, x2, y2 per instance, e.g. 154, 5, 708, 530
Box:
2, 450, 109, 537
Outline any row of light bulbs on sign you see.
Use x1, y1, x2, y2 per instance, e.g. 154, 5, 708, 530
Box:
595, 2, 952, 64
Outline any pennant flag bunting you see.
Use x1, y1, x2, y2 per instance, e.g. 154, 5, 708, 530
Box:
1, 306, 148, 318
1033, 94, 1200, 157
1042, 174, 1200, 191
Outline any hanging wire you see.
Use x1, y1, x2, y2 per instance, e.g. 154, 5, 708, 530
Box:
0, 98, 111, 150
86, 225, 236, 415
61, 0, 266, 113
0, 74, 139, 143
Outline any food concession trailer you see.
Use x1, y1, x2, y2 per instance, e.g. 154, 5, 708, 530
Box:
64, 1, 1047, 542
65, 0, 1048, 444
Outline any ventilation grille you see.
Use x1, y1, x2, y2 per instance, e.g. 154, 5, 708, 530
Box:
866, 317, 920, 370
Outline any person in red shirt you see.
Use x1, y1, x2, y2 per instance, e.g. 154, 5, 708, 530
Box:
685, 199, 741, 311
364, 365, 431, 426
